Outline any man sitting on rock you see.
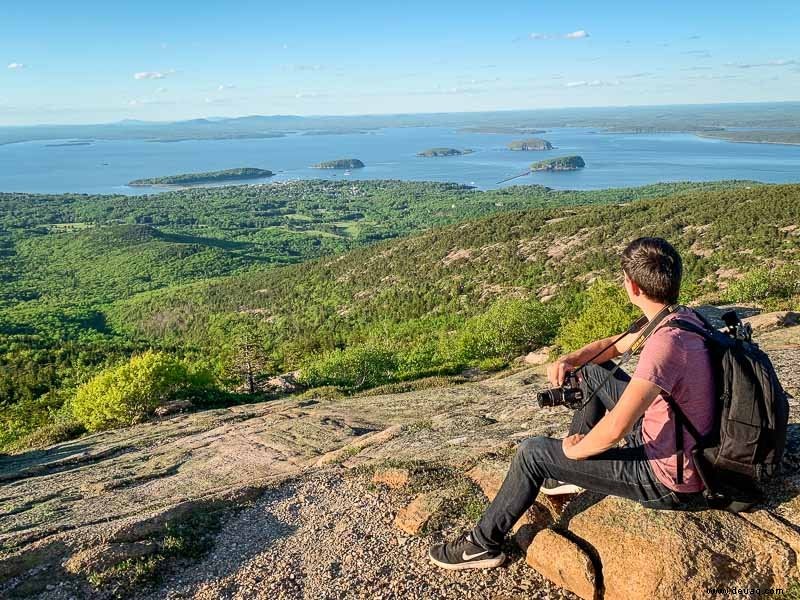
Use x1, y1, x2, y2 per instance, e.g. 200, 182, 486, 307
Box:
430, 237, 714, 570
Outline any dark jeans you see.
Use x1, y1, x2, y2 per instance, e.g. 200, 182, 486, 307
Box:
472, 362, 689, 552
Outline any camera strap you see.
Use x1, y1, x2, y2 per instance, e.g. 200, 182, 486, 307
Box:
575, 303, 681, 417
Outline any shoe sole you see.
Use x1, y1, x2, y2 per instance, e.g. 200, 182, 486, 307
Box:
540, 483, 583, 496
428, 552, 507, 571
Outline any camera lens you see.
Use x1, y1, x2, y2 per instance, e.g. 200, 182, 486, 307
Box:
537, 388, 563, 408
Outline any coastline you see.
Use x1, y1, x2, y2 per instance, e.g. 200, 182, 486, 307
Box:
694, 133, 800, 146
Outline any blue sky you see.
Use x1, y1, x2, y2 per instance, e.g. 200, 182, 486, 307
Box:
1, 0, 799, 125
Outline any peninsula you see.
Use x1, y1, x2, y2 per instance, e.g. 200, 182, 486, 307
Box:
312, 158, 365, 169
696, 130, 800, 146
128, 167, 274, 187
458, 126, 546, 134
507, 138, 553, 151
530, 155, 585, 171
417, 147, 474, 157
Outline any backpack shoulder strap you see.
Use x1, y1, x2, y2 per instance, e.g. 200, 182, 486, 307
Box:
661, 317, 713, 339
663, 394, 706, 485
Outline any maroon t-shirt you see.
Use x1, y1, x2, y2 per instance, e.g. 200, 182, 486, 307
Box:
633, 309, 715, 493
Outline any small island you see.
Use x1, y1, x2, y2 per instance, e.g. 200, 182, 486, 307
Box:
312, 158, 365, 169
417, 147, 474, 157
530, 155, 585, 171
507, 138, 553, 151
45, 140, 93, 147
129, 167, 274, 187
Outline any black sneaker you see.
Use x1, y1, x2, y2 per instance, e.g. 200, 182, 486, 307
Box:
540, 478, 583, 496
428, 532, 506, 570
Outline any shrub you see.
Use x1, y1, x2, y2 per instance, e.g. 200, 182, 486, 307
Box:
453, 298, 560, 362
6, 420, 86, 452
298, 345, 397, 390
555, 280, 640, 353
70, 350, 211, 432
724, 266, 800, 305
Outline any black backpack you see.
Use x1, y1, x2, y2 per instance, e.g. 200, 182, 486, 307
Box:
662, 309, 789, 512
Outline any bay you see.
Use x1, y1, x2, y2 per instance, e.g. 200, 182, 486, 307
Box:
1, 126, 799, 195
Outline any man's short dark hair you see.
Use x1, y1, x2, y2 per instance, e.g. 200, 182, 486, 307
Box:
620, 237, 682, 304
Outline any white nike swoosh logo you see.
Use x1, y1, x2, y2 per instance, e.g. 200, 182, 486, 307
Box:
462, 550, 488, 561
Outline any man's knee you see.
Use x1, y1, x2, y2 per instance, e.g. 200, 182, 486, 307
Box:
516, 436, 558, 467
580, 361, 614, 382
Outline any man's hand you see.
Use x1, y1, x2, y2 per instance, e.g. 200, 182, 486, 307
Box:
547, 358, 576, 387
562, 433, 586, 460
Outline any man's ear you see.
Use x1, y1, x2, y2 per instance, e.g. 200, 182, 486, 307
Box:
627, 277, 641, 297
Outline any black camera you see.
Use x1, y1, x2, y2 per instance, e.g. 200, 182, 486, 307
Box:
537, 371, 585, 409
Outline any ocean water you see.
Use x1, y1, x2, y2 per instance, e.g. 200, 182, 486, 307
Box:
1, 126, 799, 195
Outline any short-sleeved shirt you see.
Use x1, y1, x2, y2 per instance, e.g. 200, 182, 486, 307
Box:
633, 308, 715, 493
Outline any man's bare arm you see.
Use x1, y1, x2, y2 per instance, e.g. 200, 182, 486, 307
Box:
546, 330, 641, 387
562, 378, 661, 459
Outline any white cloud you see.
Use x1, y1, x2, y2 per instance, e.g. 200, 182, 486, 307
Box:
566, 79, 620, 88
529, 29, 590, 41
682, 50, 711, 58
155, 87, 167, 93
134, 71, 169, 80
217, 84, 236, 91
565, 30, 589, 39
7, 62, 25, 70
293, 64, 323, 71
726, 59, 796, 69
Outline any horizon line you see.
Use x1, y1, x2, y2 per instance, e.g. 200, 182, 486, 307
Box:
3, 99, 799, 129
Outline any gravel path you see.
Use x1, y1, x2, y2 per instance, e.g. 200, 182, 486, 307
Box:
152, 469, 574, 600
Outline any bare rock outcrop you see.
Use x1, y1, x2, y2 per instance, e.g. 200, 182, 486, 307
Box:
526, 529, 596, 600
371, 467, 411, 489
467, 458, 799, 599
394, 493, 446, 535
744, 311, 800, 332
564, 496, 796, 600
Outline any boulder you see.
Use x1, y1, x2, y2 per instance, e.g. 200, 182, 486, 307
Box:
526, 529, 597, 600
566, 497, 796, 600
522, 346, 552, 366
153, 399, 193, 417
371, 467, 411, 489
394, 493, 445, 535
263, 371, 302, 394
743, 311, 800, 332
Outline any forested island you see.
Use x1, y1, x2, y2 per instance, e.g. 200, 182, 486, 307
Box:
417, 148, 474, 157
531, 155, 585, 171
507, 138, 553, 151
313, 158, 365, 169
129, 168, 274, 187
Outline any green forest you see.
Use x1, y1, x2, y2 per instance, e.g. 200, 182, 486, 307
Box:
1, 179, 798, 451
